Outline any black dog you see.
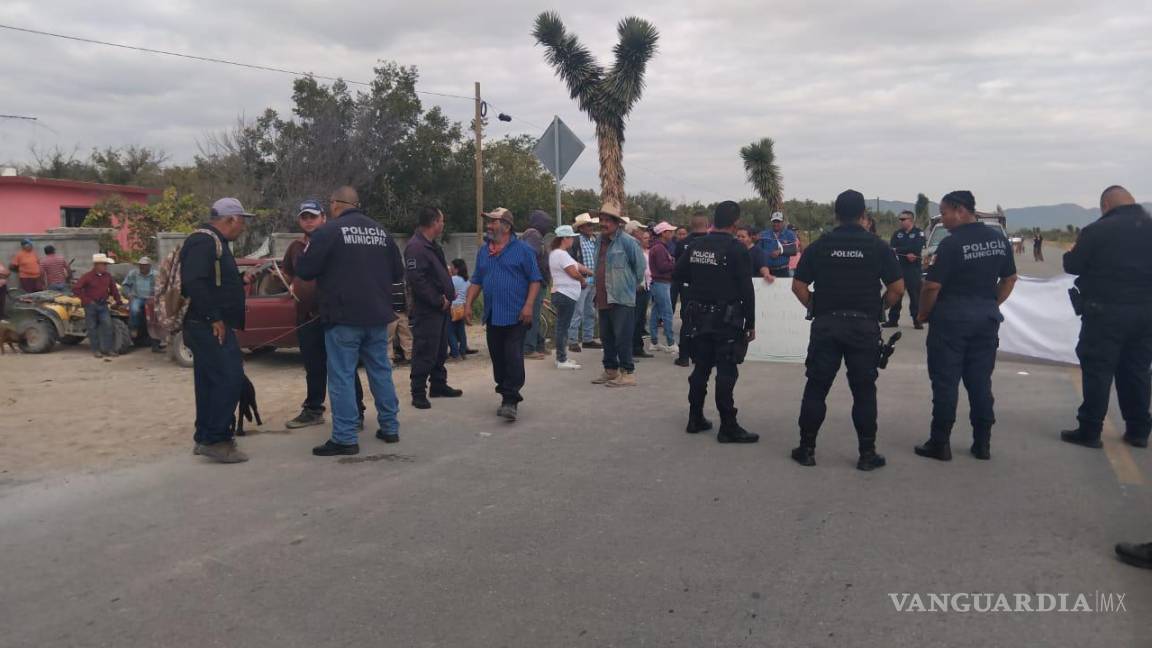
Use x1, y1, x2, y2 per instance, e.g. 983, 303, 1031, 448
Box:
233, 374, 262, 436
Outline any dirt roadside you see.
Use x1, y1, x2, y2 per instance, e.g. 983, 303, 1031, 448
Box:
0, 331, 502, 485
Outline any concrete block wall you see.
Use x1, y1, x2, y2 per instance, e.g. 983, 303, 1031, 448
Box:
0, 230, 110, 274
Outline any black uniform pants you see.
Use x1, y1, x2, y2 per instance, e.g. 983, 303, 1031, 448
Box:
1076, 303, 1152, 440
411, 309, 450, 396
926, 316, 999, 441
633, 288, 650, 351
487, 323, 528, 405
185, 319, 243, 446
688, 333, 739, 423
298, 317, 363, 413
797, 317, 880, 452
887, 263, 922, 323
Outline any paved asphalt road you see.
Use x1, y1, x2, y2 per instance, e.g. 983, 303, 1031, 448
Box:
2, 245, 1149, 647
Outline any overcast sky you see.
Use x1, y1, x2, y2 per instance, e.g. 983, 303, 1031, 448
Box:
1, 1, 1149, 208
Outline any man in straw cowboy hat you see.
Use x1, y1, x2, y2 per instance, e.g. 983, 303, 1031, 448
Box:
73, 252, 123, 360
588, 200, 647, 388
567, 211, 602, 352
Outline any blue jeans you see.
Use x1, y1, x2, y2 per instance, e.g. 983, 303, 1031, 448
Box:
551, 292, 577, 363
85, 302, 114, 354
568, 285, 596, 343
447, 317, 468, 357
649, 282, 675, 346
599, 305, 636, 373
185, 320, 243, 445
524, 287, 547, 353
129, 297, 148, 330
325, 324, 399, 445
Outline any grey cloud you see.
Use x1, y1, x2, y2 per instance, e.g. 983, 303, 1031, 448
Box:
0, 0, 1148, 207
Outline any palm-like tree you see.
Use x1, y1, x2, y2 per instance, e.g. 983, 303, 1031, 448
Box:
740, 138, 783, 212
533, 12, 659, 206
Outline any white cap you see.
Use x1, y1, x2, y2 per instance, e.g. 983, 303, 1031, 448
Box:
770, 212, 785, 222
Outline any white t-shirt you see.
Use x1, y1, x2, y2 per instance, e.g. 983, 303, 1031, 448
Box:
549, 249, 582, 301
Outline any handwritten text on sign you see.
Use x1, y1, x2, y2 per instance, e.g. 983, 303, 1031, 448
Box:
746, 280, 810, 363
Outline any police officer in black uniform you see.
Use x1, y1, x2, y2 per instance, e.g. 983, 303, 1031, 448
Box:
674, 211, 713, 368
791, 190, 904, 470
914, 190, 1017, 461
1061, 186, 1152, 451
673, 201, 758, 443
405, 206, 463, 409
884, 210, 925, 329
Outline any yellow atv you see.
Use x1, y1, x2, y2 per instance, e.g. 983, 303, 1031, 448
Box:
9, 290, 134, 354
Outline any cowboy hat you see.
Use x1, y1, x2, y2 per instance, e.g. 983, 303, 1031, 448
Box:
573, 212, 599, 226
596, 199, 625, 222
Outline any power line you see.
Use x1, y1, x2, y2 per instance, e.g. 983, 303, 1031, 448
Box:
486, 102, 727, 199
0, 23, 475, 102
1, 23, 727, 200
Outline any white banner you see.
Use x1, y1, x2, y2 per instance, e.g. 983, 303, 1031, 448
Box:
998, 273, 1080, 365
746, 280, 810, 363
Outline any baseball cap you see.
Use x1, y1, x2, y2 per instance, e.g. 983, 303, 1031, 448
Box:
554, 225, 578, 238
770, 212, 785, 222
20, 238, 32, 245
211, 197, 255, 218
898, 212, 913, 220
653, 221, 676, 235
834, 190, 867, 220
137, 256, 153, 265
483, 207, 514, 224
297, 199, 324, 217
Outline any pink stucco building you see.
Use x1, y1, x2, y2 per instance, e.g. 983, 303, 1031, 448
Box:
0, 176, 160, 250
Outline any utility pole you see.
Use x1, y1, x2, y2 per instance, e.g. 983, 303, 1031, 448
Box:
474, 82, 484, 241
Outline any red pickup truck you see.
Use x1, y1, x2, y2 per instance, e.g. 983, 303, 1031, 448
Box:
157, 258, 300, 367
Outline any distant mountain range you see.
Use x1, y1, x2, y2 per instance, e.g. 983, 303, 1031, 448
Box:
872, 199, 1152, 231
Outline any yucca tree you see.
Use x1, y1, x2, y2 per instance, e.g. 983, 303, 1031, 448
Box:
740, 137, 783, 211
533, 11, 659, 207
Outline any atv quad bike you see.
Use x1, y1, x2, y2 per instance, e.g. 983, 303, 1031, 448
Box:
8, 290, 135, 355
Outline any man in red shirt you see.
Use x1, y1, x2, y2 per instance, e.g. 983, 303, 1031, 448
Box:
72, 253, 123, 360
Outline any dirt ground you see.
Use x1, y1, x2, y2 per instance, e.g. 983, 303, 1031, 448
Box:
0, 329, 494, 485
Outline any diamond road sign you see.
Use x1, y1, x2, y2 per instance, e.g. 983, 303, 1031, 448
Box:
533, 117, 585, 181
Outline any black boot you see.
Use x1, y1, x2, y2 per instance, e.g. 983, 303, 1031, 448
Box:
971, 428, 991, 460
411, 394, 432, 409
1060, 428, 1102, 449
856, 451, 887, 471
430, 385, 464, 398
791, 431, 817, 466
685, 412, 713, 434
856, 433, 886, 471
1122, 431, 1148, 448
717, 420, 759, 444
914, 438, 953, 461
1115, 542, 1152, 569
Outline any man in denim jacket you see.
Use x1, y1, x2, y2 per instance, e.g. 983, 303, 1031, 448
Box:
589, 200, 647, 388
